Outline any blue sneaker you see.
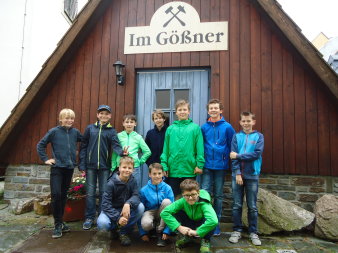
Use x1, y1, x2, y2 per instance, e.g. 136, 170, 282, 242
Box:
83, 218, 94, 230
213, 224, 221, 236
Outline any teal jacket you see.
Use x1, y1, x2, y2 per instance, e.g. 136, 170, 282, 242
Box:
111, 131, 151, 170
160, 189, 217, 237
160, 119, 205, 177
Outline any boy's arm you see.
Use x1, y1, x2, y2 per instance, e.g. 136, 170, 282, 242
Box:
138, 136, 152, 165
79, 127, 90, 171
195, 204, 218, 237
195, 127, 205, 169
231, 134, 241, 175
36, 129, 53, 163
111, 129, 124, 156
125, 181, 141, 209
101, 182, 121, 222
160, 130, 170, 172
236, 134, 264, 161
226, 125, 236, 154
160, 198, 185, 232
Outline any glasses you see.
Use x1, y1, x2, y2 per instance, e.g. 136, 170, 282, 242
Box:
182, 193, 198, 199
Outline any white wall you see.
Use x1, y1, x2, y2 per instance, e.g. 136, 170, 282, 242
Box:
0, 0, 87, 127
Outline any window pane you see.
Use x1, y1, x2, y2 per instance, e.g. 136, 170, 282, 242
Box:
156, 90, 170, 109
174, 89, 189, 103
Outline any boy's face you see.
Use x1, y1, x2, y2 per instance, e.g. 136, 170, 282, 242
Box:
153, 114, 165, 129
149, 168, 164, 185
119, 161, 134, 181
208, 103, 222, 120
97, 110, 111, 124
176, 105, 190, 121
60, 115, 75, 128
239, 115, 256, 134
123, 119, 137, 133
182, 190, 199, 205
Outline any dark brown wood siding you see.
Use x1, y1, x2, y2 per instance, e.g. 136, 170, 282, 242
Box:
4, 0, 338, 176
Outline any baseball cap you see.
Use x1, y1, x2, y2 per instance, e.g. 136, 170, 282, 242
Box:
97, 105, 111, 112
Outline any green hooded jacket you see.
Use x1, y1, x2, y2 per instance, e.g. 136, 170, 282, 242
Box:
111, 131, 151, 170
160, 189, 218, 237
160, 119, 205, 177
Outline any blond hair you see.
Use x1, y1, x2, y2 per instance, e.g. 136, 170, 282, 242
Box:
175, 99, 190, 111
59, 108, 75, 122
119, 156, 135, 167
152, 109, 166, 121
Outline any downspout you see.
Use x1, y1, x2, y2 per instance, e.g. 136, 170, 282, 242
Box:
18, 0, 28, 100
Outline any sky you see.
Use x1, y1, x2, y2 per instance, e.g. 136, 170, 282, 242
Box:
276, 0, 338, 41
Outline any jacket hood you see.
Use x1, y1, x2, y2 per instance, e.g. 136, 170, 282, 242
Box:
94, 121, 113, 128
206, 116, 226, 125
239, 130, 258, 135
153, 124, 168, 132
146, 179, 166, 190
197, 189, 211, 203
172, 119, 192, 125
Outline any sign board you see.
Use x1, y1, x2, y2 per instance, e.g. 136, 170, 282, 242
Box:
124, 1, 228, 54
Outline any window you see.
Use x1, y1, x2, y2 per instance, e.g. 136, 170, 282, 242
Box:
64, 0, 78, 22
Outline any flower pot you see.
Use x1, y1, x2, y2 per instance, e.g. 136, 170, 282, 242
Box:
63, 196, 86, 222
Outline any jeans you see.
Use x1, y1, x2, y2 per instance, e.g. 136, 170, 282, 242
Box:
97, 203, 145, 234
50, 167, 74, 225
201, 169, 226, 221
85, 168, 110, 220
231, 178, 259, 233
133, 166, 141, 189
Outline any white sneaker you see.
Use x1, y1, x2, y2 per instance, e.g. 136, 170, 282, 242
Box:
250, 233, 261, 246
228, 231, 241, 243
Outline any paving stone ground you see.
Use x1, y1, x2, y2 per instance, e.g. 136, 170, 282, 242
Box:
0, 203, 338, 253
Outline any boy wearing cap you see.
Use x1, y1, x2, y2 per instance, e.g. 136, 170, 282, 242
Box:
79, 105, 128, 230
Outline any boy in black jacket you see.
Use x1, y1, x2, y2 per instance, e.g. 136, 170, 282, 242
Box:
79, 105, 128, 230
97, 156, 145, 246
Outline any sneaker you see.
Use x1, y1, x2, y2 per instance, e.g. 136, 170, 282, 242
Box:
229, 231, 241, 243
213, 224, 221, 236
52, 223, 63, 239
119, 233, 131, 246
61, 222, 70, 233
156, 235, 167, 247
175, 235, 192, 249
111, 229, 119, 240
83, 219, 94, 230
249, 233, 261, 246
200, 238, 211, 253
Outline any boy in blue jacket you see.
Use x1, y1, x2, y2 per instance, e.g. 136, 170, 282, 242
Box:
201, 98, 235, 236
37, 108, 82, 238
97, 156, 145, 246
138, 163, 174, 246
229, 111, 264, 246
79, 105, 127, 230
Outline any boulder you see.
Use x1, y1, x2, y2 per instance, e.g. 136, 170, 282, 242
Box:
33, 194, 51, 215
11, 198, 34, 215
314, 194, 338, 241
242, 188, 315, 234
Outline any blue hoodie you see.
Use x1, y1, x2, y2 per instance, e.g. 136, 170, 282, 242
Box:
138, 179, 174, 236
201, 117, 235, 170
231, 130, 264, 179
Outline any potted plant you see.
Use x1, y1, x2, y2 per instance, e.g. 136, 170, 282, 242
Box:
63, 173, 86, 222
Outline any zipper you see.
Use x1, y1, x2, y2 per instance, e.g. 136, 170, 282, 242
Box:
97, 125, 102, 169
212, 123, 215, 169
241, 134, 249, 173
66, 129, 72, 166
156, 185, 159, 208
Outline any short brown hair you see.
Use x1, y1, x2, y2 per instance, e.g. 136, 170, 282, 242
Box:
119, 156, 134, 167
152, 110, 166, 121
240, 111, 256, 120
148, 163, 164, 173
123, 114, 137, 122
180, 179, 200, 192
59, 108, 75, 122
206, 98, 224, 110
175, 99, 190, 111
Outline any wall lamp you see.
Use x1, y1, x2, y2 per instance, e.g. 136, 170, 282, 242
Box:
113, 60, 125, 85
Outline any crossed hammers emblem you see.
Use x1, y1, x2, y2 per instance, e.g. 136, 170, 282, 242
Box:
163, 5, 186, 27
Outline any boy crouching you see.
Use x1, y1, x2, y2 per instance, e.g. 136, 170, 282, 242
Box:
97, 156, 144, 246
160, 179, 217, 253
138, 163, 174, 246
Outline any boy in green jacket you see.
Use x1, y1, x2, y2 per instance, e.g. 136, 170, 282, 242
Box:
112, 114, 151, 188
161, 179, 217, 253
160, 99, 205, 197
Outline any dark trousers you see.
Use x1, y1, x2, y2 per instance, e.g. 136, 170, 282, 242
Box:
176, 211, 214, 240
50, 167, 74, 225
166, 177, 196, 197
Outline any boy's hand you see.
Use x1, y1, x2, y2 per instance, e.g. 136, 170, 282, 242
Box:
141, 235, 150, 242
45, 159, 55, 165
123, 146, 129, 155
118, 216, 128, 226
230, 152, 238, 159
187, 229, 197, 237
121, 203, 130, 219
236, 174, 243, 185
177, 225, 191, 235
162, 234, 169, 240
194, 167, 203, 175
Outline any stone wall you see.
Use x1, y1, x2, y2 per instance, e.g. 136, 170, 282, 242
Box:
4, 165, 338, 222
